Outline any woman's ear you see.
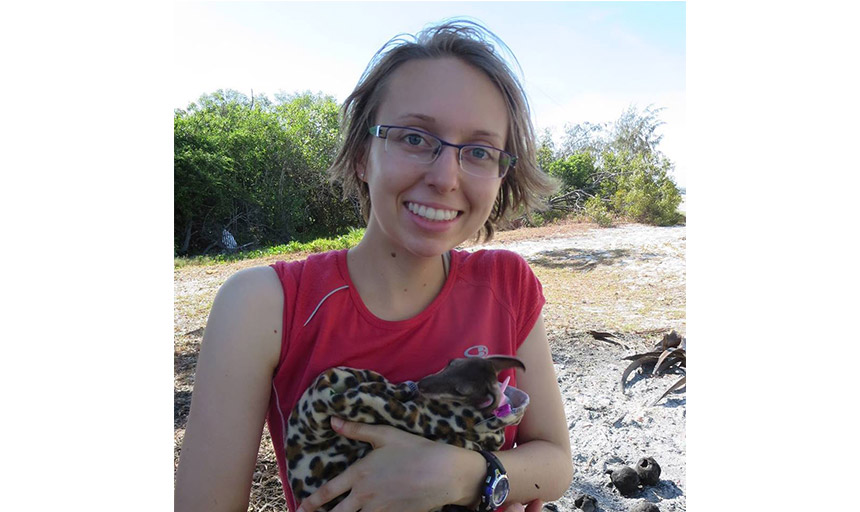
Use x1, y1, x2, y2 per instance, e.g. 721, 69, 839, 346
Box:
355, 146, 369, 182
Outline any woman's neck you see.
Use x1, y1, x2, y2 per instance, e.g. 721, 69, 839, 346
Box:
346, 240, 450, 322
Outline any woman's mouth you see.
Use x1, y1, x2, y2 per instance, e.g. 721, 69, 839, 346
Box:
405, 202, 460, 222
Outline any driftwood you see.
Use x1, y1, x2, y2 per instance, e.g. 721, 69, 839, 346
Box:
619, 330, 686, 404
588, 330, 629, 350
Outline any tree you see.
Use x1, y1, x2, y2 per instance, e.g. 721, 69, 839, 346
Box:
559, 120, 609, 158
609, 104, 666, 159
604, 151, 683, 226
539, 104, 684, 227
174, 89, 360, 256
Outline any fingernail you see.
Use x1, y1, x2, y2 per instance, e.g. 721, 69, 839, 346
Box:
331, 416, 344, 430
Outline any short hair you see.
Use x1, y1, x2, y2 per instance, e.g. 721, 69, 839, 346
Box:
328, 19, 558, 242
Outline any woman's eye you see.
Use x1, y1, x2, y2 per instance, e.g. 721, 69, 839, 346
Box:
469, 147, 489, 159
404, 133, 425, 146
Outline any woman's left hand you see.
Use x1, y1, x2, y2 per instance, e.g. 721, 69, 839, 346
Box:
296, 417, 483, 512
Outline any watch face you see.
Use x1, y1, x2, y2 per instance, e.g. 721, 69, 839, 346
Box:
491, 475, 510, 506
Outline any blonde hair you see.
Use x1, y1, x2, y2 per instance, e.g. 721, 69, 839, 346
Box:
328, 19, 557, 242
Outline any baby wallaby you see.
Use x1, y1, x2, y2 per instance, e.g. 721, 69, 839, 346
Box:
416, 355, 526, 413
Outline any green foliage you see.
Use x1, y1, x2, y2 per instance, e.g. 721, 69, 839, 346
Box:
610, 104, 666, 158
536, 128, 556, 172
559, 121, 609, 158
546, 152, 597, 192
541, 104, 684, 227
528, 208, 568, 227
584, 197, 613, 227
605, 152, 683, 226
174, 90, 684, 261
174, 227, 365, 268
174, 90, 360, 255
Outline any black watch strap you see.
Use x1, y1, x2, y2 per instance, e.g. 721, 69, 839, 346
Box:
477, 450, 508, 512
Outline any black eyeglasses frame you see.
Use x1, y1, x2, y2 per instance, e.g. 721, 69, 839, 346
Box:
368, 125, 517, 179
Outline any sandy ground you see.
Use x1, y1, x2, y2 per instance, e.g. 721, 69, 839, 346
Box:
474, 224, 686, 512
174, 222, 686, 511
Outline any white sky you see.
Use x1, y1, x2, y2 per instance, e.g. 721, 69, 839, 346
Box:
174, 1, 687, 186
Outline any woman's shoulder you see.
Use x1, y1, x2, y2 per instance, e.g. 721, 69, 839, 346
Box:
219, 265, 285, 305
454, 247, 530, 273
269, 249, 346, 287
453, 247, 541, 296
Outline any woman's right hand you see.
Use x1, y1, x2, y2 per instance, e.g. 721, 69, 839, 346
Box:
174, 266, 284, 512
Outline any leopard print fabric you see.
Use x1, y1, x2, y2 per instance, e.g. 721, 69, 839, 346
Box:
285, 366, 529, 511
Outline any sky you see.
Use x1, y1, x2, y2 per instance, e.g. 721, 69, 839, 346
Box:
174, 1, 687, 186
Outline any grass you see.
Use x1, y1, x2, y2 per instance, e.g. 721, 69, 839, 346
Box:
174, 227, 365, 269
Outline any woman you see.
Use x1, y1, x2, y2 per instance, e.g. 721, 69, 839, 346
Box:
175, 20, 573, 512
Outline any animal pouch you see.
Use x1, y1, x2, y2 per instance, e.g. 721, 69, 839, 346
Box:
285, 358, 528, 511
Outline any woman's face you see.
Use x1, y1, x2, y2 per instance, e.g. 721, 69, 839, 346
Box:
358, 57, 509, 259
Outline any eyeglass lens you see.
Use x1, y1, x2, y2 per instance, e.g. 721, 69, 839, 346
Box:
383, 127, 510, 178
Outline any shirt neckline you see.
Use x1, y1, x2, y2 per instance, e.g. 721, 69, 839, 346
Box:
335, 249, 459, 329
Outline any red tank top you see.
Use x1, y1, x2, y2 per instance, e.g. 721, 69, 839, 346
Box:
266, 248, 545, 510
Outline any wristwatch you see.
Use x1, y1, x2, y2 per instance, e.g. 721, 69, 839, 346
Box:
477, 450, 509, 511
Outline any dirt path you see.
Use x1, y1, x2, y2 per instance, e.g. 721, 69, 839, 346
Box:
174, 221, 686, 511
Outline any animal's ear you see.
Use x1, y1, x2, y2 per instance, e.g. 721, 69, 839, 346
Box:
485, 355, 526, 373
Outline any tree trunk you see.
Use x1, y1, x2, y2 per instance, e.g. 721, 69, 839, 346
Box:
180, 217, 193, 254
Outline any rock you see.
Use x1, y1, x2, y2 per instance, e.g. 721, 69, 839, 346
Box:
573, 493, 597, 512
629, 502, 659, 512
635, 457, 661, 486
608, 466, 640, 497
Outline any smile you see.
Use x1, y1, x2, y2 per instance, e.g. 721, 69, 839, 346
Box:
406, 202, 460, 221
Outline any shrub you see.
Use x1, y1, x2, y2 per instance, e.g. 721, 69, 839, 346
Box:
546, 152, 597, 193
608, 153, 683, 226
584, 197, 613, 227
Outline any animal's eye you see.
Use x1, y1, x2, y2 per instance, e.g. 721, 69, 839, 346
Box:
455, 382, 476, 396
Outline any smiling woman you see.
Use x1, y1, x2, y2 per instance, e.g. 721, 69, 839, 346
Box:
329, 22, 557, 243
175, 20, 571, 512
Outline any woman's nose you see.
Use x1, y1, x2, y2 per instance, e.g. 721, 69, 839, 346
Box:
424, 145, 460, 192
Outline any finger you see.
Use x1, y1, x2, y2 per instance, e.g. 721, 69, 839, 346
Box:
502, 503, 525, 512
327, 492, 362, 512
524, 499, 544, 512
296, 470, 354, 512
330, 416, 395, 448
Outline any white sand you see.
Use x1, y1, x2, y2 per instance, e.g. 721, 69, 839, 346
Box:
477, 225, 687, 512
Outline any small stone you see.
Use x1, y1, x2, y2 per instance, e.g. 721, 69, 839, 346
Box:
573, 493, 597, 512
635, 456, 661, 486
629, 502, 659, 512
608, 466, 640, 497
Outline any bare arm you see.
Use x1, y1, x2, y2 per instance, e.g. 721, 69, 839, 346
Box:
175, 266, 284, 512
497, 314, 574, 503
443, 315, 574, 507
296, 314, 573, 512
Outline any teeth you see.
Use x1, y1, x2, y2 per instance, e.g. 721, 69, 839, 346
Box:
407, 202, 458, 221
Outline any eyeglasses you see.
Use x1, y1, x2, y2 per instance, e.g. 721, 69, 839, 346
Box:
369, 125, 516, 179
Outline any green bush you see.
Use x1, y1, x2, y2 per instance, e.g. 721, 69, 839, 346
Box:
541, 105, 685, 227
174, 90, 361, 256
584, 197, 613, 227
546, 152, 597, 192
608, 153, 683, 226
